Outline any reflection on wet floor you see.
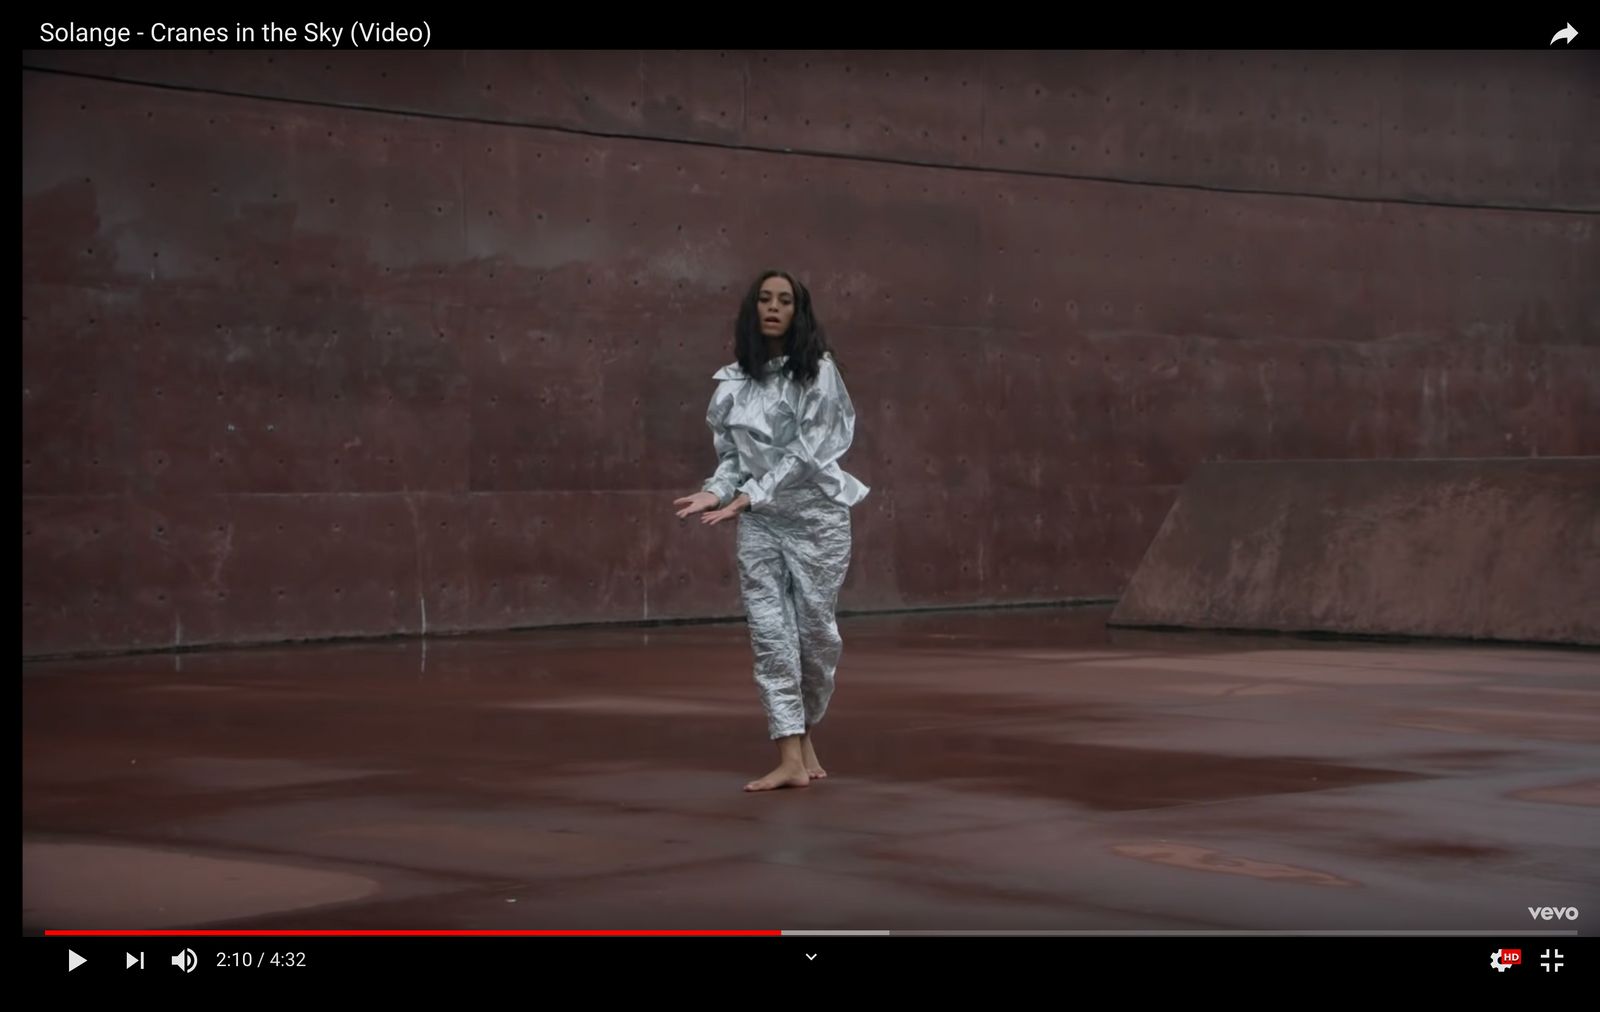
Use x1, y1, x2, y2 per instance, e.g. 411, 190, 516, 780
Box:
23, 606, 1600, 933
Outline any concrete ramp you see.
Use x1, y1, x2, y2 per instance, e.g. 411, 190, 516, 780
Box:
1110, 458, 1600, 645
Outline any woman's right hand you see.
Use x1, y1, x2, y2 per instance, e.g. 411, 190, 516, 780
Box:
674, 491, 721, 519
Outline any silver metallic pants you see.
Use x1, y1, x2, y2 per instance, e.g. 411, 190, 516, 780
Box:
736, 485, 853, 739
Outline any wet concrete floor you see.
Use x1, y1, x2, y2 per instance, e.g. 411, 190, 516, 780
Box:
22, 606, 1600, 933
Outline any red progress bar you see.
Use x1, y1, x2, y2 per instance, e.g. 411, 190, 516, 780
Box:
45, 930, 782, 937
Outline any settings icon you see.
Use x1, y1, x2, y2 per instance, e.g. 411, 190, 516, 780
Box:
1490, 948, 1522, 971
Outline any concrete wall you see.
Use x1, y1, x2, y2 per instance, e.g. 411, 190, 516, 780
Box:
22, 50, 1600, 656
1110, 458, 1600, 645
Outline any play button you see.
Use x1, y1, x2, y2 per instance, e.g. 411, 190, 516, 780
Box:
68, 950, 86, 972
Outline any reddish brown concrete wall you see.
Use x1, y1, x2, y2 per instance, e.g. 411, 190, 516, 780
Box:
22, 51, 1600, 656
1108, 458, 1600, 645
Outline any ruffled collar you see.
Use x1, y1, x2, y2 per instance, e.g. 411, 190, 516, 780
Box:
712, 355, 788, 380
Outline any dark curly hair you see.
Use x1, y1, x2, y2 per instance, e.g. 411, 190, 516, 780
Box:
733, 269, 840, 385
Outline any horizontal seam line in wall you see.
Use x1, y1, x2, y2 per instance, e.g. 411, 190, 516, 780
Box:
24, 66, 1600, 218
20, 597, 1123, 662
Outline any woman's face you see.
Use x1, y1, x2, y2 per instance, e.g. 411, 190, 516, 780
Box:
758, 276, 795, 339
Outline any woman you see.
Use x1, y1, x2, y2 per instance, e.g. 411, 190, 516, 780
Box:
674, 270, 870, 792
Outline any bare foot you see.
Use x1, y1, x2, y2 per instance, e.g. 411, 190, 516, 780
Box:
801, 737, 827, 780
744, 763, 811, 792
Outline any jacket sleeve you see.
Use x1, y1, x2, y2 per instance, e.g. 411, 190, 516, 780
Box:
702, 386, 750, 507
738, 358, 855, 510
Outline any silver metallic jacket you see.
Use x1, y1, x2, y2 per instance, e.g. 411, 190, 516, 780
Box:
701, 354, 870, 511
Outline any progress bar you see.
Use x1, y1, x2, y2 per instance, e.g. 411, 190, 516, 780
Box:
780, 935, 1580, 941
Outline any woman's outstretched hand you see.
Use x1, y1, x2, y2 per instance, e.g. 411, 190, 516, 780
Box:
700, 494, 751, 526
674, 491, 720, 519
